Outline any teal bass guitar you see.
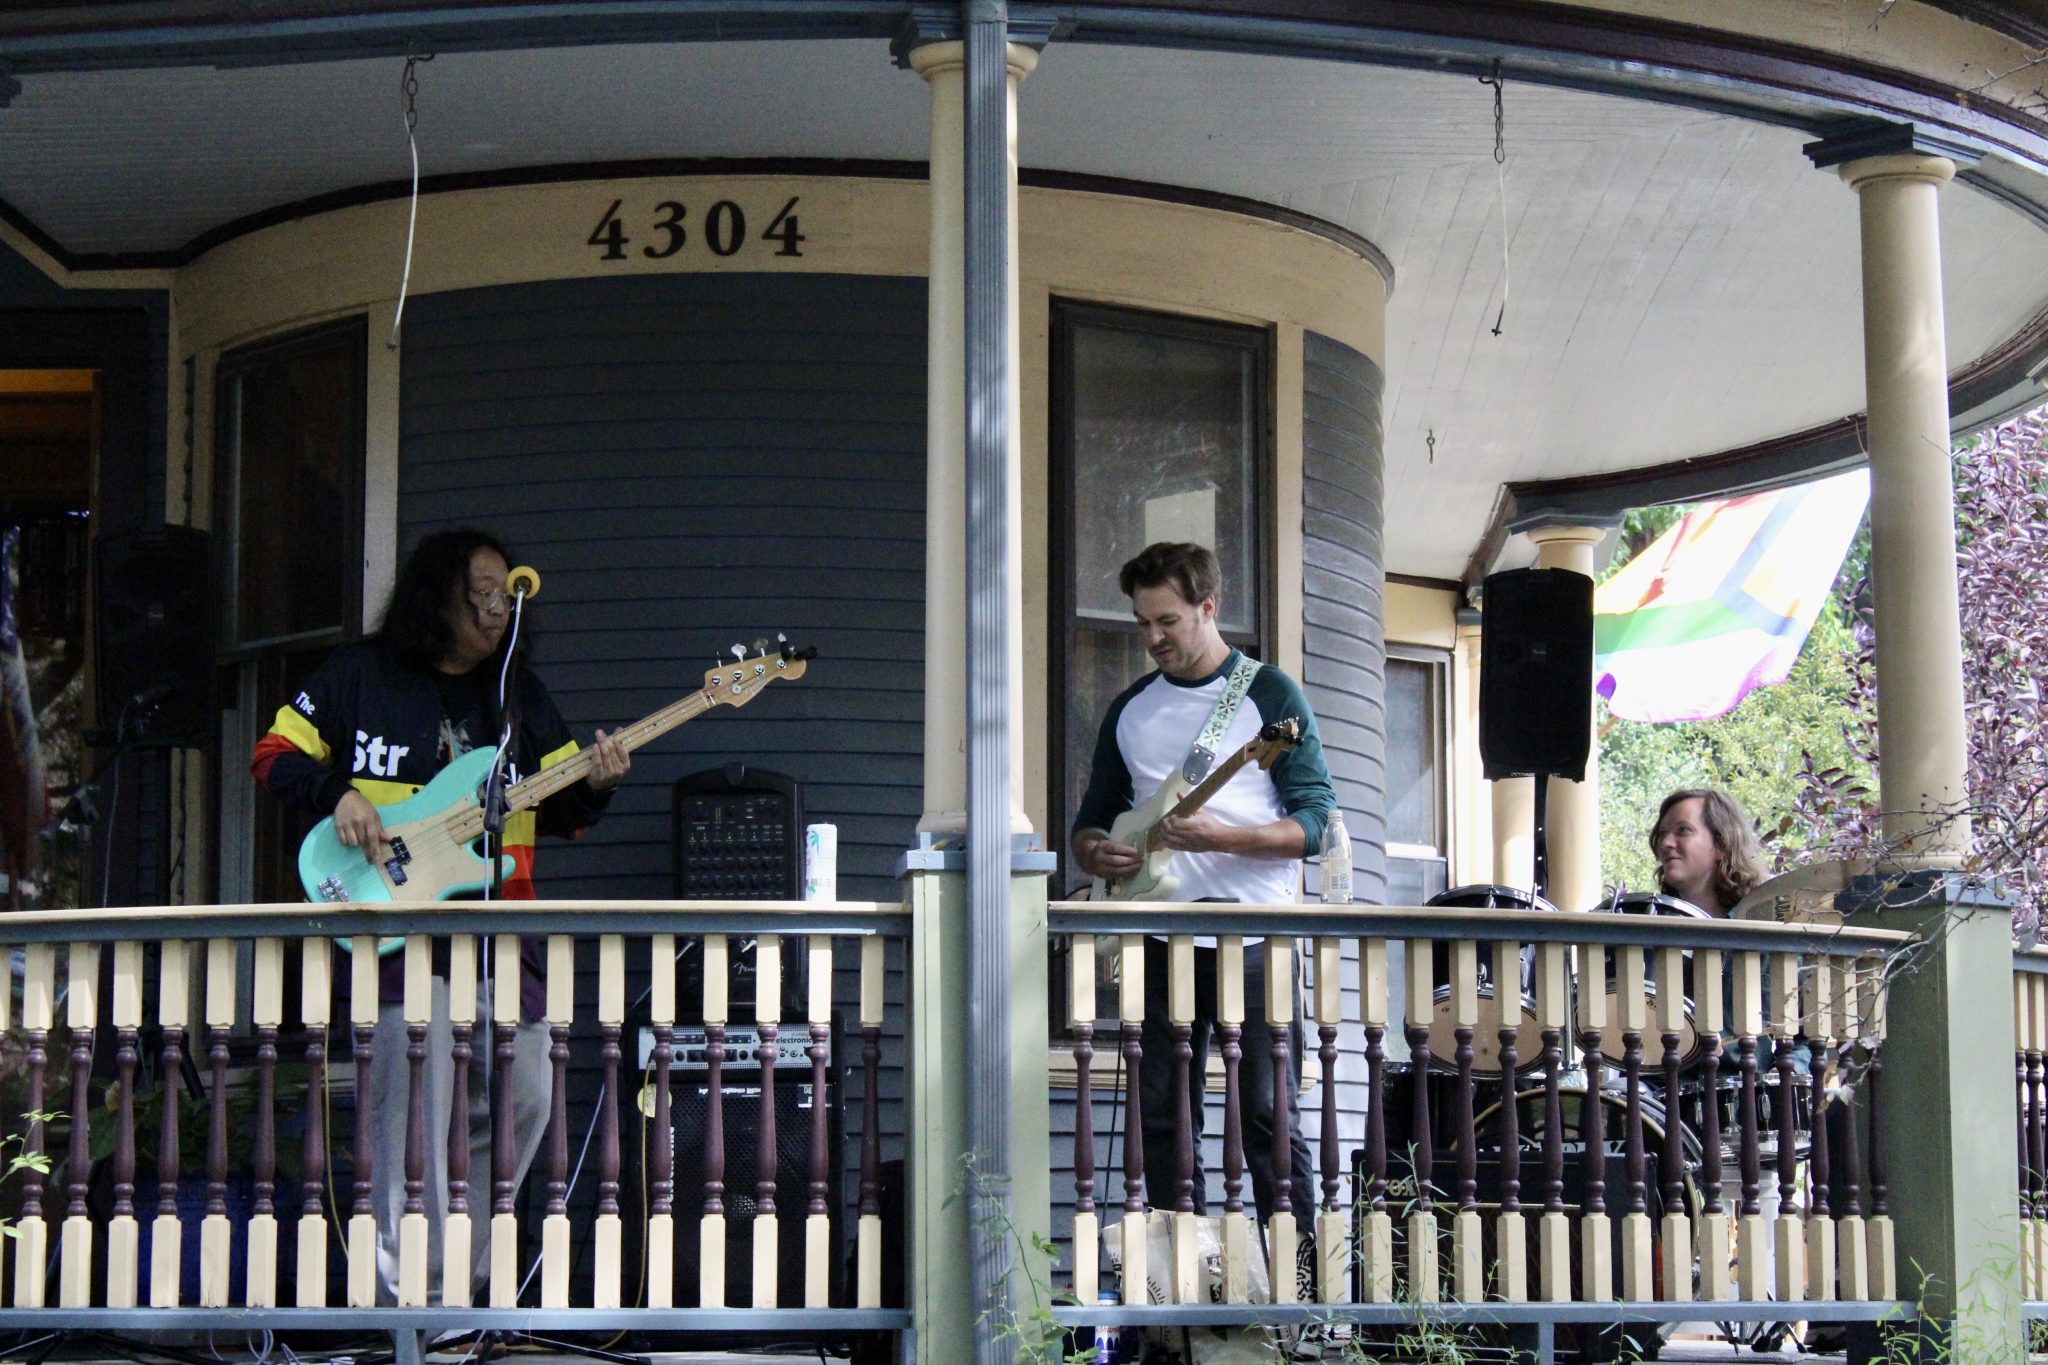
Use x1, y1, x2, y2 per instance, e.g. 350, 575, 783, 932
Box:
299, 641, 814, 949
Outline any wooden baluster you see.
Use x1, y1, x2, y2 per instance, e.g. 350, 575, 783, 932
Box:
1360, 938, 1393, 1303
1616, 944, 1651, 1302
1535, 941, 1571, 1304
1577, 941, 1612, 1303
1219, 936, 1250, 1304
1769, 953, 1805, 1303
248, 938, 283, 1307
701, 934, 730, 1307
1733, 952, 1768, 1302
1494, 939, 1526, 1303
0, 944, 10, 1295
805, 937, 834, 1308
151, 941, 187, 1308
1696, 948, 1730, 1303
1315, 936, 1345, 1304
594, 935, 625, 1308
1805, 958, 1838, 1304
108, 941, 144, 1308
542, 935, 574, 1307
1169, 933, 1198, 1305
753, 934, 783, 1308
1449, 939, 1482, 1301
1655, 944, 1689, 1303
490, 933, 522, 1307
299, 939, 332, 1306
16, 943, 53, 1308
398, 935, 432, 1307
857, 935, 885, 1308
1835, 960, 1869, 1301
1118, 934, 1147, 1304
649, 934, 677, 1308
1867, 960, 1896, 1300
1070, 935, 1099, 1306
2022, 976, 2035, 1300
444, 936, 477, 1308
201, 939, 235, 1307
2032, 972, 2046, 1305
60, 944, 100, 1307
348, 939, 379, 1308
1404, 938, 1438, 1302
1265, 937, 1298, 1304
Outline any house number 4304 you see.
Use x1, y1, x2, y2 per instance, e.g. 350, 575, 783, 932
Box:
587, 196, 806, 261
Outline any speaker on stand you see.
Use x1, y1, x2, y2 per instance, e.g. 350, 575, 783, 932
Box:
1478, 566, 1594, 900
93, 526, 217, 747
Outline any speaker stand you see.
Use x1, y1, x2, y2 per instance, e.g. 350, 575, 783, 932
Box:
1531, 771, 1551, 904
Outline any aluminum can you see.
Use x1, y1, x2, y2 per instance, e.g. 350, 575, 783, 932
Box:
1092, 1289, 1122, 1365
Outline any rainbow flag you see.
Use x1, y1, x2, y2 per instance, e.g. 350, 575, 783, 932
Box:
1594, 469, 1869, 723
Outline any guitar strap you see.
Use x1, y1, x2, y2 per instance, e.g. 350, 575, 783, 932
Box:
1181, 653, 1262, 784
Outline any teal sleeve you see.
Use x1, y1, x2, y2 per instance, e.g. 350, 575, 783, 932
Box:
1249, 666, 1336, 855
1072, 677, 1146, 836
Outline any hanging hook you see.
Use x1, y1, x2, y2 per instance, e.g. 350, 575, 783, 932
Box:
1426, 429, 1437, 465
1478, 58, 1510, 337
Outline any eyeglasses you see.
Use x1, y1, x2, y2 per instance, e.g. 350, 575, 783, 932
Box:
467, 584, 511, 613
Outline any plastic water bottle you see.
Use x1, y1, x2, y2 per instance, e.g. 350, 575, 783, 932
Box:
1321, 809, 1353, 904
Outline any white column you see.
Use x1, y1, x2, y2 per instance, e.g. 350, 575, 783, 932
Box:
1490, 776, 1533, 892
912, 39, 1036, 835
1839, 153, 1973, 862
1527, 523, 1606, 914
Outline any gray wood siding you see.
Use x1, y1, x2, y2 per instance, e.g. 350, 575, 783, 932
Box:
1302, 328, 1390, 903
397, 272, 925, 905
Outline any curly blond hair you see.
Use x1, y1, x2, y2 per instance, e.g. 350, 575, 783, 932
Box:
1651, 788, 1769, 910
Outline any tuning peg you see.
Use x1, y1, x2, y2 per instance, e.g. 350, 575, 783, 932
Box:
751, 637, 770, 656
730, 643, 746, 661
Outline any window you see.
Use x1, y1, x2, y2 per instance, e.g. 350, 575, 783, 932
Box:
214, 320, 367, 904
1385, 648, 1450, 903
1050, 301, 1273, 887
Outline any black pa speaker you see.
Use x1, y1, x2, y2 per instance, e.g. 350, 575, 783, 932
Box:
93, 527, 217, 747
1479, 567, 1593, 782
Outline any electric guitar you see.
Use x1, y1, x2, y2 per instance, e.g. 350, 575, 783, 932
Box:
300, 639, 815, 948
1088, 718, 1301, 902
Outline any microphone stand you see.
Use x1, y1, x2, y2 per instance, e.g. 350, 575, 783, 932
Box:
482, 665, 522, 901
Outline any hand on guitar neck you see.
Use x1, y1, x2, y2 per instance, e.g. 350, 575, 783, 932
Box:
1076, 718, 1301, 902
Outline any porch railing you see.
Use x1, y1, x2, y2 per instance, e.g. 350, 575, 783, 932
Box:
1046, 901, 1915, 1346
0, 900, 910, 1345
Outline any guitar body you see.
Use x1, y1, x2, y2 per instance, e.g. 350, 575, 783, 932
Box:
298, 745, 515, 909
1091, 775, 1186, 902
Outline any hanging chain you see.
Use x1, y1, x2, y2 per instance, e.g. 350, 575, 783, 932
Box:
1479, 59, 1509, 336
388, 53, 434, 350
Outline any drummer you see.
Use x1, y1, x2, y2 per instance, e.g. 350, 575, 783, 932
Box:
1651, 787, 1768, 915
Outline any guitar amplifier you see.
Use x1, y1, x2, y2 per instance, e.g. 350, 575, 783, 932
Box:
673, 765, 806, 1022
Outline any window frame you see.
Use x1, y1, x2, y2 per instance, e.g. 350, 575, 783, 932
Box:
213, 317, 368, 663
1047, 297, 1277, 884
1384, 644, 1453, 898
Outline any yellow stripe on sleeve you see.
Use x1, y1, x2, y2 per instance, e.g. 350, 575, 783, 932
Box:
271, 707, 331, 765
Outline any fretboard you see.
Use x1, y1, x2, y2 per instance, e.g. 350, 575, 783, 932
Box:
1138, 750, 1254, 854
442, 688, 718, 842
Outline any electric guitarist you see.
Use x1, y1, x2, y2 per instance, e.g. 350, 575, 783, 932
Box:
250, 528, 626, 1305
1070, 541, 1336, 1255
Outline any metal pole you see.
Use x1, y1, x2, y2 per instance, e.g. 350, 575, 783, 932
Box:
962, 1, 1015, 1360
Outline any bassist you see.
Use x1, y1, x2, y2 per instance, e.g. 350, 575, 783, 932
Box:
250, 527, 628, 1304
1071, 541, 1335, 1263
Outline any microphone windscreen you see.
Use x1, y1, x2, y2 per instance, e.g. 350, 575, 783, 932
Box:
505, 565, 541, 600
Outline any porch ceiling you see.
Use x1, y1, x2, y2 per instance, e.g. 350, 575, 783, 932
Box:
6, 34, 2048, 580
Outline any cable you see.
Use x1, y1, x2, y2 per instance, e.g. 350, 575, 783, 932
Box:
480, 591, 527, 904
387, 55, 433, 351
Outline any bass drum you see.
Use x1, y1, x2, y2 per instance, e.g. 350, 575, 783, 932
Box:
1583, 890, 1714, 1072
1420, 886, 1556, 1076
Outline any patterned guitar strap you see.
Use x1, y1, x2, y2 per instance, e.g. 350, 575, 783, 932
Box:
1181, 653, 1263, 785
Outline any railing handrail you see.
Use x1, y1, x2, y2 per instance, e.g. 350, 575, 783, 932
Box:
0, 898, 911, 942
1048, 900, 1909, 957
2017, 946, 2048, 975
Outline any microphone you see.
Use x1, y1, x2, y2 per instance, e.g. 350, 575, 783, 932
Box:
505, 565, 541, 601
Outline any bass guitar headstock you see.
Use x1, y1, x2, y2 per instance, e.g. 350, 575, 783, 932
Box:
1246, 717, 1302, 771
703, 634, 817, 707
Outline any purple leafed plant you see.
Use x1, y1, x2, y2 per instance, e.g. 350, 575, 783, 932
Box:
1784, 407, 2048, 941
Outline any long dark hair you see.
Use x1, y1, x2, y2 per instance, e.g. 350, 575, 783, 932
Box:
377, 527, 519, 673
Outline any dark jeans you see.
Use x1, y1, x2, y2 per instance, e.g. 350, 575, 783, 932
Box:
1138, 937, 1317, 1227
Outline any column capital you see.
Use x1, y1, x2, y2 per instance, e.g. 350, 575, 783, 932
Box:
892, 5, 1062, 70
1836, 153, 1957, 194
1510, 515, 1618, 549
1802, 118, 1978, 173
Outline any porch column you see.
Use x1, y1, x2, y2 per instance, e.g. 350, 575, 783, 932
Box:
1453, 607, 1495, 887
903, 16, 1049, 1363
1525, 522, 1606, 914
1490, 777, 1533, 892
1808, 131, 2017, 1355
